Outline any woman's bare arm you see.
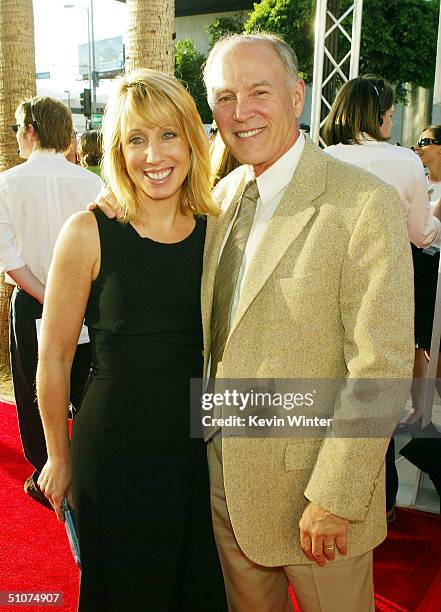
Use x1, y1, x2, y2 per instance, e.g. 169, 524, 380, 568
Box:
37, 211, 100, 520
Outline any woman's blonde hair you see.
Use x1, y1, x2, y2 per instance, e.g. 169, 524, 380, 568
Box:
209, 129, 240, 187
102, 68, 218, 222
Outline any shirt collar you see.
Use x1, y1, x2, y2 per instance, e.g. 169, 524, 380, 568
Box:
27, 149, 68, 162
245, 131, 306, 204
357, 133, 381, 145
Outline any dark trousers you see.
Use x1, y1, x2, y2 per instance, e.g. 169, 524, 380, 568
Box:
400, 422, 441, 513
385, 437, 398, 512
9, 287, 91, 476
386, 425, 441, 513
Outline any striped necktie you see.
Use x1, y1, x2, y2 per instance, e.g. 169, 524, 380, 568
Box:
210, 179, 260, 377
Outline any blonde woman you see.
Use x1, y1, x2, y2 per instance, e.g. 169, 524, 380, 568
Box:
36, 70, 226, 611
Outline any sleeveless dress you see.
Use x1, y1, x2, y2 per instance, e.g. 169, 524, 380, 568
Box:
71, 209, 226, 611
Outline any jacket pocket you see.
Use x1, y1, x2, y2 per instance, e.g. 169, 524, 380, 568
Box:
284, 439, 323, 471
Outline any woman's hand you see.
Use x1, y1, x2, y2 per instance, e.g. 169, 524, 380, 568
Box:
38, 458, 73, 522
87, 186, 124, 219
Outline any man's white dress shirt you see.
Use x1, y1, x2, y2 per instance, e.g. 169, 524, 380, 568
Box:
325, 138, 441, 249
218, 132, 306, 327
0, 150, 102, 285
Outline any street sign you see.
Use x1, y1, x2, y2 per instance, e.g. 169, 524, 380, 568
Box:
90, 114, 102, 128
36, 72, 50, 79
78, 36, 124, 79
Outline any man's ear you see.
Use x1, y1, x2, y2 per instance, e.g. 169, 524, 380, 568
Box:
25, 124, 37, 144
292, 79, 306, 120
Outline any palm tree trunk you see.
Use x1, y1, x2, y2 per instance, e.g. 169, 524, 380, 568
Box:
0, 0, 36, 395
125, 0, 175, 75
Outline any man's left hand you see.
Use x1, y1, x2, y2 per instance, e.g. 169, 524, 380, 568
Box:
87, 187, 123, 219
299, 502, 349, 566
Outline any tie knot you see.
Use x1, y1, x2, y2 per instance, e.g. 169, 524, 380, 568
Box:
242, 179, 259, 203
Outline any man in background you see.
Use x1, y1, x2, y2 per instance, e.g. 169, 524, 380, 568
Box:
0, 97, 101, 509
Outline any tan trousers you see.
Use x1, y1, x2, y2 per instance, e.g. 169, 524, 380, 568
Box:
208, 436, 375, 612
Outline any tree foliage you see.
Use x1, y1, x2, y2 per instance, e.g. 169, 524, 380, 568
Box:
174, 0, 439, 122
358, 0, 439, 92
174, 39, 212, 124
244, 0, 315, 82
207, 15, 245, 50
242, 0, 439, 91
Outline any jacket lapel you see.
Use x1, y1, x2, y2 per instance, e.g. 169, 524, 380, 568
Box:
201, 138, 329, 374
228, 138, 327, 339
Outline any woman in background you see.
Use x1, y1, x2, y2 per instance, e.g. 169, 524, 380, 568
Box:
36, 69, 226, 611
324, 76, 441, 520
78, 129, 103, 177
399, 126, 441, 514
324, 75, 441, 250
413, 125, 441, 377
416, 125, 441, 202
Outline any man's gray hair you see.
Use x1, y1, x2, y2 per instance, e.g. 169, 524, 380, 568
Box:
203, 33, 299, 109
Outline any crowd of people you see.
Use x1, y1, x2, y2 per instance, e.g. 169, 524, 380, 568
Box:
0, 31, 440, 612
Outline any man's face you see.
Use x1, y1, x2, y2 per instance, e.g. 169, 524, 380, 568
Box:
209, 41, 305, 176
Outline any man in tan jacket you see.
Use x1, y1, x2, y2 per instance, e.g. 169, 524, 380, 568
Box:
201, 34, 414, 611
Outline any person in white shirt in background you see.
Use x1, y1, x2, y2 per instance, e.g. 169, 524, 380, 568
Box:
324, 75, 441, 248
0, 96, 102, 509
397, 126, 441, 516
323, 75, 441, 522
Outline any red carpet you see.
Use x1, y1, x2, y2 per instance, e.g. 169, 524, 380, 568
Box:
0, 401, 79, 611
373, 507, 441, 611
1, 400, 440, 611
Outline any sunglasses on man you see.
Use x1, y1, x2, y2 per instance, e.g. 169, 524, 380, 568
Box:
417, 138, 441, 147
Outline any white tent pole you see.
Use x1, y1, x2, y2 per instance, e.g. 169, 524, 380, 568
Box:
433, 1, 441, 106
311, 0, 327, 144
349, 0, 363, 78
310, 1, 364, 145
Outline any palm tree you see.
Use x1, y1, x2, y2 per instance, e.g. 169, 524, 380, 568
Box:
125, 0, 175, 75
0, 0, 36, 394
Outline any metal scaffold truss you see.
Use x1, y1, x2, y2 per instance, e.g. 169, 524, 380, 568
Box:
310, 0, 364, 146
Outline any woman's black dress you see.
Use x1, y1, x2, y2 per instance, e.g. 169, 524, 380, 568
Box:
71, 209, 226, 611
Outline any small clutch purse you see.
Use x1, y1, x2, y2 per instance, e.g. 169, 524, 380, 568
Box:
61, 497, 81, 568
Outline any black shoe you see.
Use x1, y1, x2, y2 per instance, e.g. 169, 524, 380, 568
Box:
386, 507, 396, 523
24, 475, 53, 510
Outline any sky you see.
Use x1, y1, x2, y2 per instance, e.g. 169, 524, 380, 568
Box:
33, 0, 127, 107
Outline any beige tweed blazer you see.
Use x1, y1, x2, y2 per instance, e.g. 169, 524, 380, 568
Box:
201, 137, 415, 567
